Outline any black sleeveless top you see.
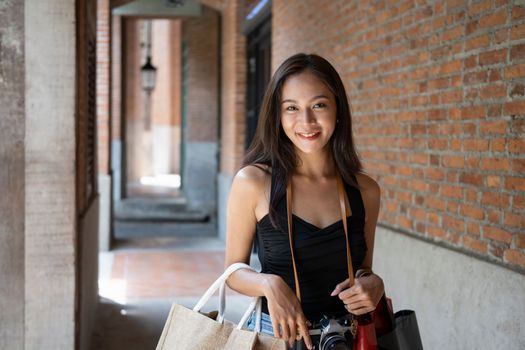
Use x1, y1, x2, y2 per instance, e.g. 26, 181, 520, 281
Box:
255, 171, 368, 322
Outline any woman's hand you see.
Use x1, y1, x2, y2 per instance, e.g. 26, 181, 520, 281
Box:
263, 274, 313, 349
330, 274, 384, 315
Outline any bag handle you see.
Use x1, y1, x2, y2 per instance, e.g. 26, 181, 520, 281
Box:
192, 262, 264, 332
236, 296, 262, 331
286, 172, 355, 301
193, 262, 255, 321
193, 262, 254, 312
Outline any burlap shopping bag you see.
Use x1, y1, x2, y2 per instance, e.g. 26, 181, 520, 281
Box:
156, 262, 287, 350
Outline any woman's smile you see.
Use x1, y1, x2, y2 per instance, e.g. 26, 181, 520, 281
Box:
296, 131, 321, 140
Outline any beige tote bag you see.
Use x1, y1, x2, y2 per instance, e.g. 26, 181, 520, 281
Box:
156, 262, 287, 350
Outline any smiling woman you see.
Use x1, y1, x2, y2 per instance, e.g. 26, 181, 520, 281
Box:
280, 72, 337, 156
224, 53, 384, 350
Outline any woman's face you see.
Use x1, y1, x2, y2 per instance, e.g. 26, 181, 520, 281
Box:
280, 70, 337, 155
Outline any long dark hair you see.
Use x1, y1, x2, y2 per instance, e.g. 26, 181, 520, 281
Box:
242, 53, 363, 229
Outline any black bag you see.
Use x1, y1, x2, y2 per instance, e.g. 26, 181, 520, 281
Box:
377, 309, 423, 350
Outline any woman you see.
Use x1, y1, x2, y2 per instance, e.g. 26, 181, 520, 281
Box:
224, 53, 385, 350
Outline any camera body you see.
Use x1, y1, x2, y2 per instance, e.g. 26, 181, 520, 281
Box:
318, 316, 353, 350
294, 314, 355, 350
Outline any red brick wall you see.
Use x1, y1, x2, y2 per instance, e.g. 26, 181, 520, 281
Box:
272, 0, 525, 270
219, 0, 247, 175
170, 20, 182, 128
97, 0, 111, 175
151, 20, 176, 126
111, 15, 122, 141
184, 5, 220, 142
123, 18, 146, 182
123, 18, 143, 124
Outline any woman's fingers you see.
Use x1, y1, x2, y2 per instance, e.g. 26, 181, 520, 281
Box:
272, 322, 281, 342
345, 304, 375, 315
330, 278, 350, 296
340, 291, 366, 305
297, 317, 313, 350
274, 317, 313, 349
280, 322, 291, 343
343, 298, 376, 314
288, 320, 297, 347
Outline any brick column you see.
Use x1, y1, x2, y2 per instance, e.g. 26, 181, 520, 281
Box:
97, 0, 112, 251
111, 14, 123, 200
217, 0, 247, 239
97, 0, 111, 176
182, 6, 220, 209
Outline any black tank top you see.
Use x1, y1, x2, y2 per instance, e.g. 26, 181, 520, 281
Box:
255, 171, 368, 322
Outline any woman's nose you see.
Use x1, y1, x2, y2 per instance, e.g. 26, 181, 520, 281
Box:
298, 108, 316, 124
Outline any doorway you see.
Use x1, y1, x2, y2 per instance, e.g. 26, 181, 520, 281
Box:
245, 15, 271, 150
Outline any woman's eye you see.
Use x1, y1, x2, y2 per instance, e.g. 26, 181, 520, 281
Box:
314, 103, 326, 109
286, 106, 298, 111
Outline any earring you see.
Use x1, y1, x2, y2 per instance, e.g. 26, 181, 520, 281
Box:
336, 119, 339, 123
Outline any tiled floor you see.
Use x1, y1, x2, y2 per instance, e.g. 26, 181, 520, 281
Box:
91, 236, 259, 350
109, 250, 229, 298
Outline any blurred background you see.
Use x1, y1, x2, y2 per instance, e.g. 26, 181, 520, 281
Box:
1, 0, 524, 349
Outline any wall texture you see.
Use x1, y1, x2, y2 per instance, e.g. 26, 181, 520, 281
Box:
267, 1, 525, 348
374, 227, 525, 349
124, 18, 149, 183
218, 0, 247, 176
25, 0, 77, 348
272, 0, 525, 272
97, 0, 111, 176
0, 0, 98, 348
0, 0, 25, 348
182, 5, 220, 208
111, 14, 123, 201
184, 6, 220, 143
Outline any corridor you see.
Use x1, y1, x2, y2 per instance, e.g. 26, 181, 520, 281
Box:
2, 1, 524, 349
91, 234, 258, 349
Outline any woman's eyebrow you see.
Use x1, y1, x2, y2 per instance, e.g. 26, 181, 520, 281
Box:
281, 95, 330, 104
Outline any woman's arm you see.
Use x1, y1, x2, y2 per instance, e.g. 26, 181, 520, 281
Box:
224, 165, 274, 296
224, 165, 313, 349
357, 173, 381, 271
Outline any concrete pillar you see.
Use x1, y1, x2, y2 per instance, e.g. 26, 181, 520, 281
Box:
0, 1, 99, 348
25, 0, 77, 348
0, 0, 25, 348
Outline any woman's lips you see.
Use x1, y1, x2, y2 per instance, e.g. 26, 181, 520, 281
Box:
296, 131, 321, 140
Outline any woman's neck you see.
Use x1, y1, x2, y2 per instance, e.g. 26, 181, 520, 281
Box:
294, 147, 336, 180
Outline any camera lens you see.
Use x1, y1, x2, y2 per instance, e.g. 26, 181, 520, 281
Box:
319, 334, 349, 350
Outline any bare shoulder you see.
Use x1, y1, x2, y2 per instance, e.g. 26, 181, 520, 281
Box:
230, 164, 271, 218
354, 172, 381, 222
232, 164, 271, 197
354, 172, 380, 196
234, 164, 270, 186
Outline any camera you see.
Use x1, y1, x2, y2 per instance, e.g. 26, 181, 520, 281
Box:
318, 315, 354, 350
294, 314, 354, 350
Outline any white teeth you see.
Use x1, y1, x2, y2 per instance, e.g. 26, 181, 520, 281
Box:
299, 132, 318, 137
